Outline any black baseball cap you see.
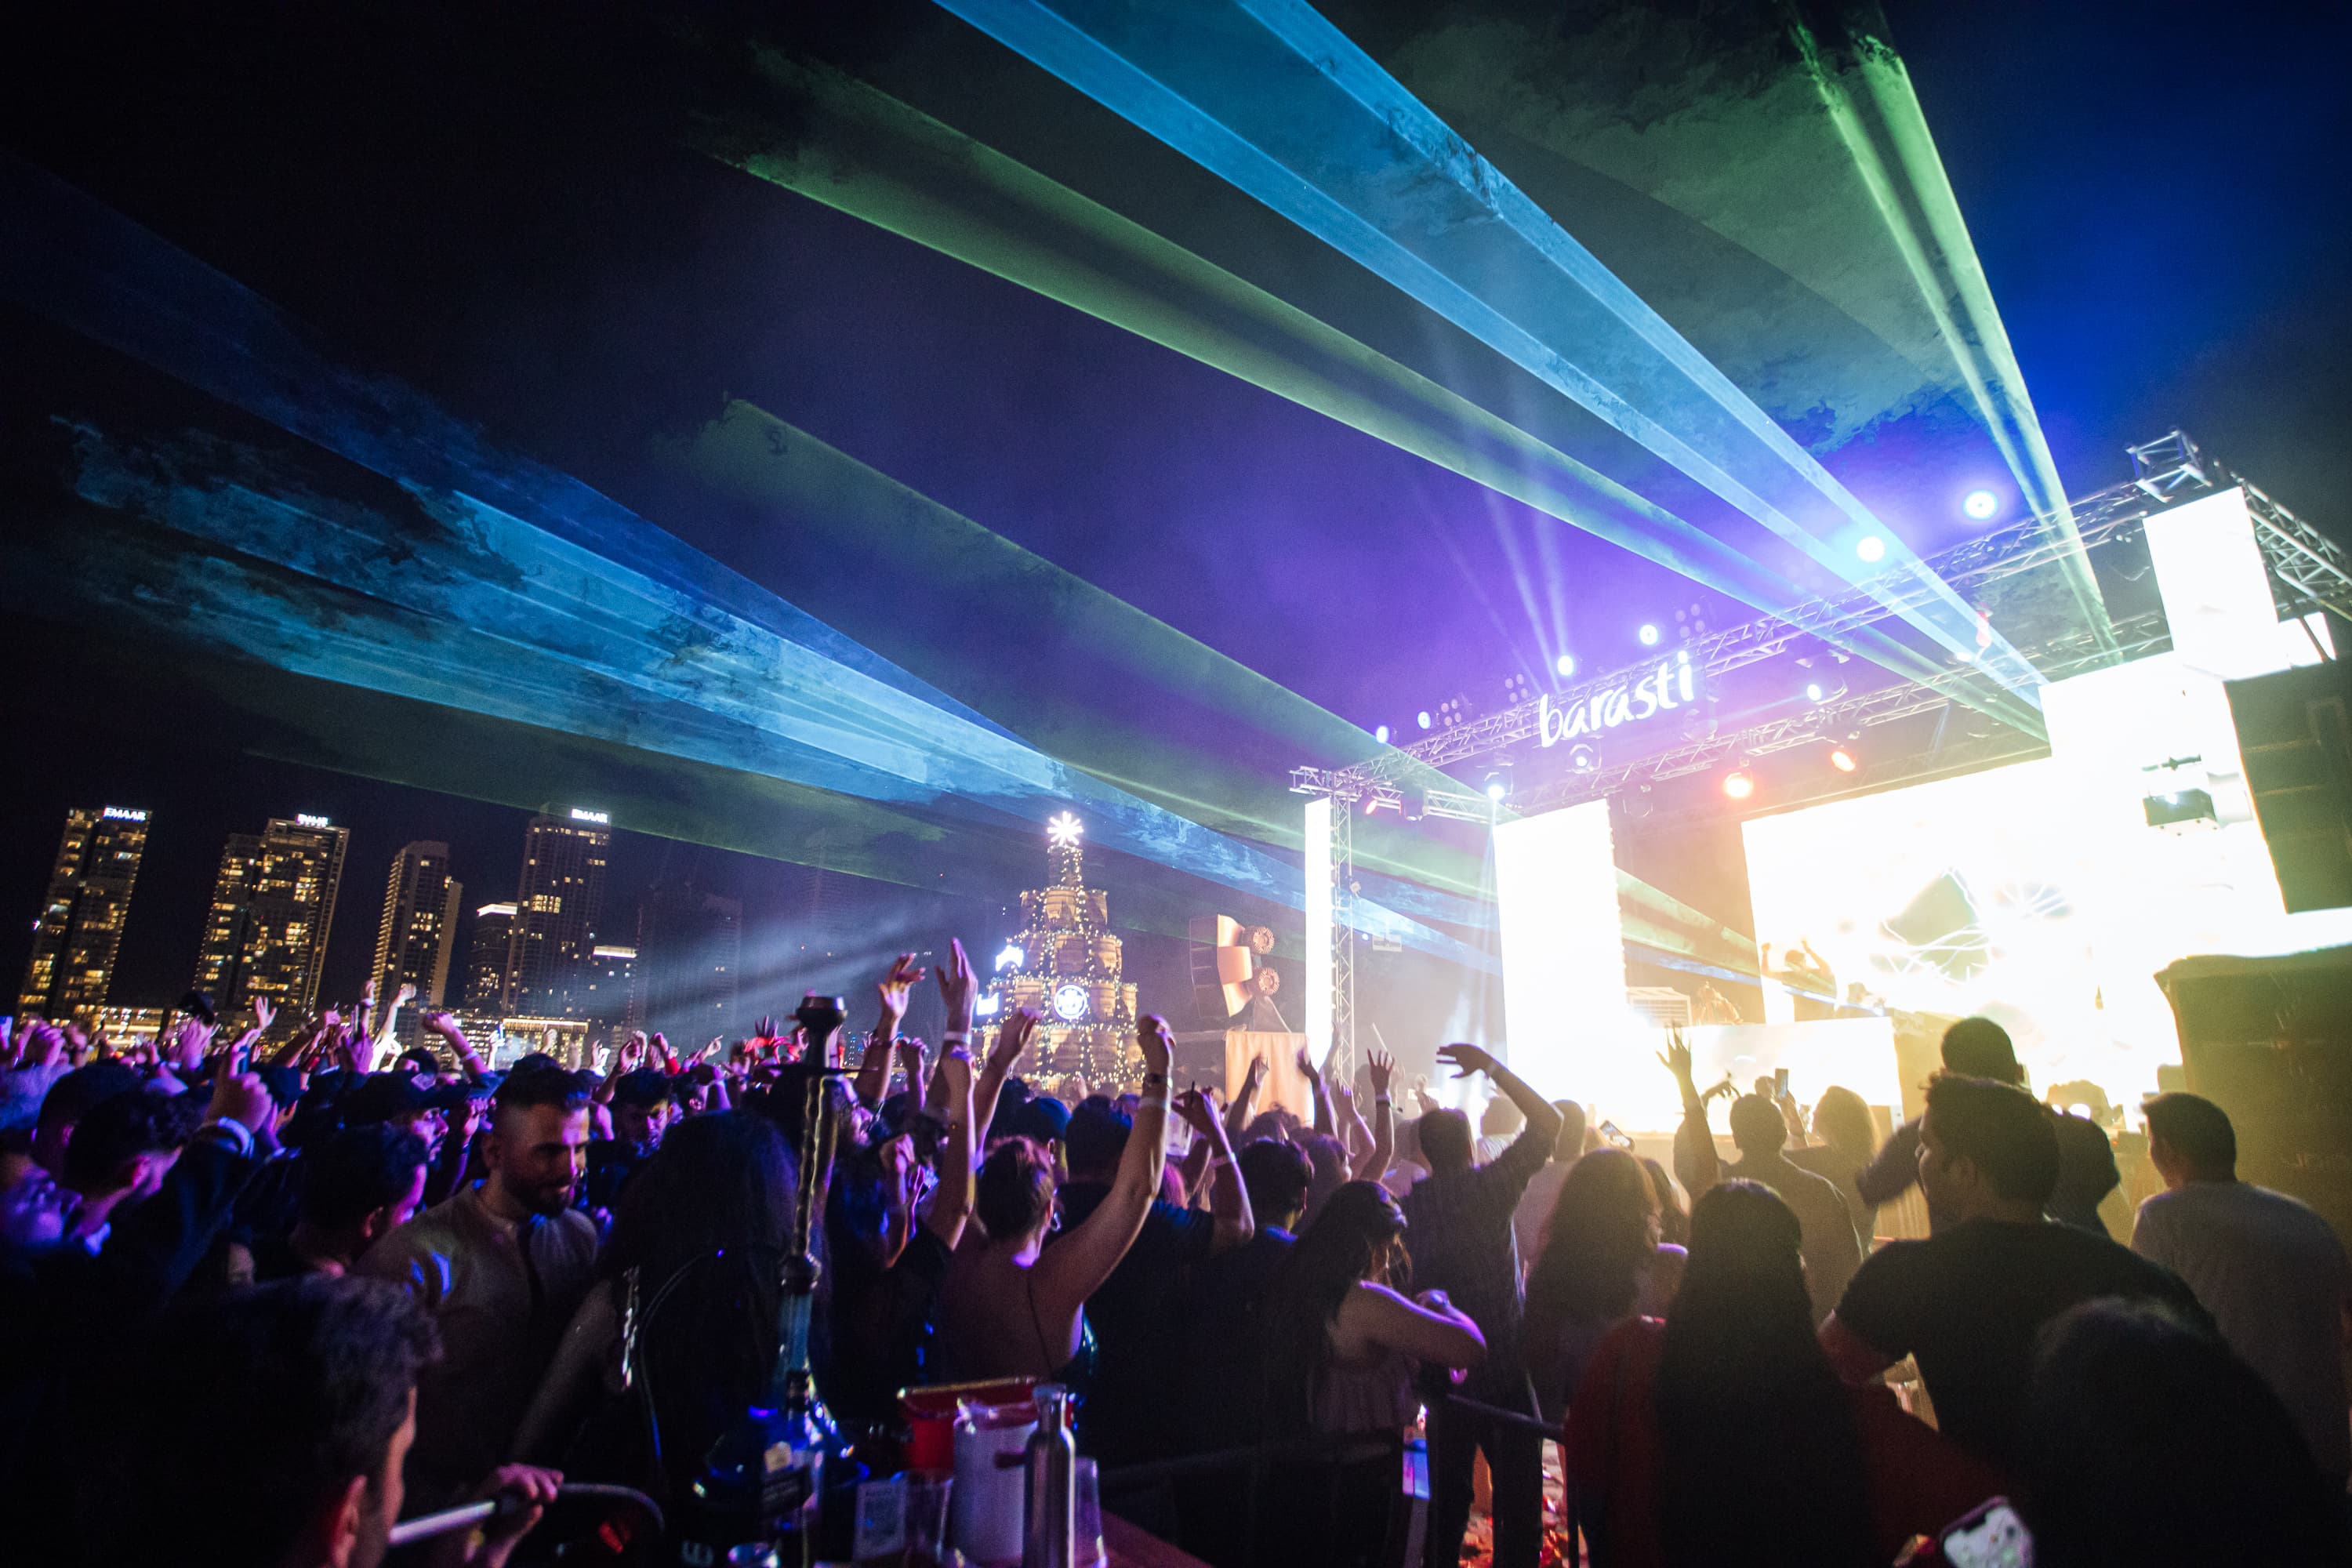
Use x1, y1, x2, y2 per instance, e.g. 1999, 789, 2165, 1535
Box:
342, 1072, 447, 1124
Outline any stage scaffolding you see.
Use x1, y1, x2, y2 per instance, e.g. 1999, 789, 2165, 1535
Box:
1286, 431, 2351, 1007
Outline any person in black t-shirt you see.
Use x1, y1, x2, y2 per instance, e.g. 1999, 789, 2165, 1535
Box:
1820, 1074, 2205, 1473
250, 1123, 430, 1281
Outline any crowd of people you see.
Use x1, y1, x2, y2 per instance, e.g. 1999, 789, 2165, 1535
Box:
1, 953, 2347, 1567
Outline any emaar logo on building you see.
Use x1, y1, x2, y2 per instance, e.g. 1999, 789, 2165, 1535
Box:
569, 808, 610, 825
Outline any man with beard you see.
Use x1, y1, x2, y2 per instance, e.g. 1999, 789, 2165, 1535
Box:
361, 1065, 596, 1503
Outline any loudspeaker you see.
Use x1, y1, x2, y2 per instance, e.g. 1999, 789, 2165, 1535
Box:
2157, 949, 2352, 1243
2227, 655, 2352, 913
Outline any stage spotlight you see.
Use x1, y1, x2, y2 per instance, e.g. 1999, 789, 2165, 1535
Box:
1722, 768, 1755, 800
1485, 779, 1508, 802
1374, 724, 1390, 744
1962, 488, 2000, 521
1416, 710, 1432, 730
1638, 623, 1660, 646
1556, 653, 1576, 677
1566, 742, 1599, 772
1829, 746, 1858, 773
1806, 681, 1825, 702
1855, 535, 1886, 563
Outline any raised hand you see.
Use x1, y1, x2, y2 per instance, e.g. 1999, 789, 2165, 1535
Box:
1657, 1027, 1695, 1085
208, 1069, 274, 1133
877, 953, 924, 1024
619, 1032, 646, 1071
251, 995, 276, 1036
989, 1007, 1039, 1070
1295, 1046, 1322, 1084
1138, 1015, 1174, 1079
935, 938, 977, 1028
1173, 1087, 1221, 1140
395, 982, 418, 1006
1436, 1042, 1497, 1080
1367, 1048, 1395, 1098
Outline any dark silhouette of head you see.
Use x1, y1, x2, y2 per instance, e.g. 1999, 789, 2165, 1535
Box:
2019, 1299, 2343, 1566
1809, 1086, 1877, 1160
1259, 1181, 1410, 1436
1527, 1147, 1657, 1333
601, 1111, 796, 1501
1061, 1097, 1130, 1182
1940, 1016, 2020, 1083
1920, 1073, 2059, 1219
1655, 1181, 1875, 1568
1728, 1094, 1789, 1157
1238, 1138, 1312, 1232
975, 1135, 1058, 1244
1417, 1107, 1472, 1174
2142, 1092, 2236, 1183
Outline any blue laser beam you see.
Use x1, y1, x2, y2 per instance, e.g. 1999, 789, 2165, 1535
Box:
927, 0, 2052, 698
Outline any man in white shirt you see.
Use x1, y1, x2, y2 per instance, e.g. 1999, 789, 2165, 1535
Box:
2132, 1092, 2352, 1485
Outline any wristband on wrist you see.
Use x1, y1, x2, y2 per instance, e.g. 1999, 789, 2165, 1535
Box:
942, 1028, 970, 1046
1142, 1070, 1168, 1087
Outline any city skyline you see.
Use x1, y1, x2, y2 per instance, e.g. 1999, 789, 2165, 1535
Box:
4, 769, 1195, 1049
15, 804, 150, 1023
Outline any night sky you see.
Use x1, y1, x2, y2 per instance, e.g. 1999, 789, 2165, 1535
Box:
2, 0, 2343, 1025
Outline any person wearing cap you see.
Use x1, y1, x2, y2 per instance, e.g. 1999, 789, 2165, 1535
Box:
342, 1073, 451, 1165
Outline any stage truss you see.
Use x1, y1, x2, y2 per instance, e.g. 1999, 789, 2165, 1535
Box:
1287, 432, 2351, 1027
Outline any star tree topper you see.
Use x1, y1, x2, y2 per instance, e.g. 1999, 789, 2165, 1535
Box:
1047, 811, 1083, 848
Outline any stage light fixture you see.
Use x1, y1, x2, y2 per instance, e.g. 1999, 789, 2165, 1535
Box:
1374, 724, 1390, 744
1963, 488, 2000, 521
1722, 768, 1755, 800
1556, 653, 1575, 677
1566, 742, 1599, 772
1829, 746, 1858, 773
1638, 623, 1660, 647
1806, 682, 1825, 702
1856, 535, 1886, 563
1485, 779, 1508, 802
1416, 710, 1432, 730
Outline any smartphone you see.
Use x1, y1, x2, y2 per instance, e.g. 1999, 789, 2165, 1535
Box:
1939, 1499, 2033, 1568
1774, 1066, 1791, 1096
1597, 1120, 1635, 1150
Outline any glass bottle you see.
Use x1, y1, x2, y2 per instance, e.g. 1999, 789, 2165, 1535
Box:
1022, 1384, 1076, 1568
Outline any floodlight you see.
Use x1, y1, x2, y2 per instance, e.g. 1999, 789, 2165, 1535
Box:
1722, 768, 1756, 800
1829, 747, 1858, 773
1638, 624, 1660, 646
1555, 653, 1576, 677
1856, 535, 1886, 563
1374, 724, 1390, 744
1963, 488, 1999, 521
1806, 682, 1825, 702
1416, 710, 1432, 730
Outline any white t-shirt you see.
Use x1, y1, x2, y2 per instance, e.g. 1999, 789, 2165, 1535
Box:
2132, 1180, 2352, 1481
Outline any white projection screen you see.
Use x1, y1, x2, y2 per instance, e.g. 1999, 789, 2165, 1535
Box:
1494, 799, 1631, 1106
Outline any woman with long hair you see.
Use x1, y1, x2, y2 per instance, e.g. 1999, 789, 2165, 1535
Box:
1255, 1180, 1484, 1566
933, 1019, 1177, 1392
1523, 1148, 1682, 1417
511, 1111, 796, 1503
1566, 1181, 1998, 1568
1788, 1084, 1880, 1242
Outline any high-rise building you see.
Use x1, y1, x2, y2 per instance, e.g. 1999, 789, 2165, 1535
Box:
634, 880, 742, 1039
191, 815, 350, 1024
18, 805, 150, 1022
583, 944, 639, 1031
370, 842, 463, 1044
466, 902, 518, 1012
507, 809, 611, 1018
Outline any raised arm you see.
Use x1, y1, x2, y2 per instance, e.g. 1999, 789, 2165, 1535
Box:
1437, 1043, 1561, 1184
1662, 1032, 1721, 1199
1299, 1047, 1335, 1137
1175, 1087, 1254, 1248
365, 982, 415, 1069
1035, 1017, 1175, 1315
972, 1007, 1037, 1137
1343, 1279, 1486, 1370
1353, 1049, 1396, 1182
924, 1046, 977, 1248
857, 954, 923, 1110
1223, 1054, 1266, 1145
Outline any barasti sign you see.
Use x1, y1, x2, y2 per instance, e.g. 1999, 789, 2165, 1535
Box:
1538, 651, 1697, 746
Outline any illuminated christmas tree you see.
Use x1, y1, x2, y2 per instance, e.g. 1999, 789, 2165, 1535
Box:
981, 811, 1140, 1088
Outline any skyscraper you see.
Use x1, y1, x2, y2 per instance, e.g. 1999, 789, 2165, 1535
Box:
18, 805, 150, 1022
466, 902, 518, 1012
634, 880, 742, 1039
370, 842, 463, 1044
583, 943, 639, 1031
507, 809, 611, 1018
192, 815, 350, 1024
